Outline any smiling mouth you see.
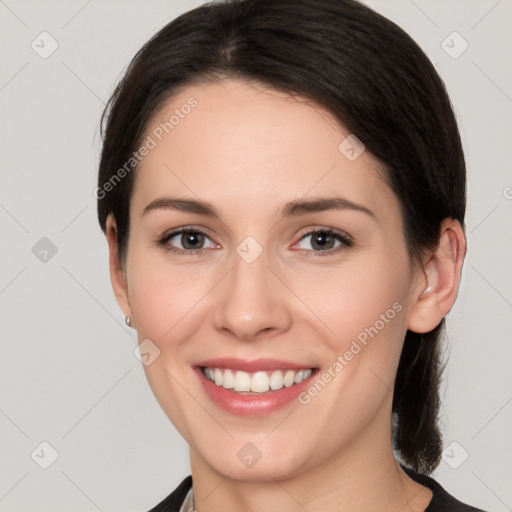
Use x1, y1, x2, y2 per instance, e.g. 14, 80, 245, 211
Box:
200, 367, 315, 394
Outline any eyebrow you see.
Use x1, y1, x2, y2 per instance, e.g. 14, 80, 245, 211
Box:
141, 196, 375, 220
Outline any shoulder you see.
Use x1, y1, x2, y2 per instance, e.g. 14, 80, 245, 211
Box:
401, 465, 489, 512
145, 470, 490, 512
146, 475, 192, 512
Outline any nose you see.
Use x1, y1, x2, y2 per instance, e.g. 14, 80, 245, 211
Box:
212, 249, 293, 341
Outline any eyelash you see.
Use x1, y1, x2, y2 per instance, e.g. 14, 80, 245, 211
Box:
156, 227, 353, 257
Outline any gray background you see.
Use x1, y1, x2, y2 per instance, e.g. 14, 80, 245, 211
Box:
1, 0, 511, 510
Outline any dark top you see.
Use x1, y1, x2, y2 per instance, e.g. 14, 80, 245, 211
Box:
147, 466, 488, 512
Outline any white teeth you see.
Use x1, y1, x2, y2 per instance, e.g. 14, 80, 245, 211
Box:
222, 369, 235, 389
251, 371, 270, 392
234, 371, 251, 392
283, 370, 295, 388
269, 370, 284, 390
202, 367, 313, 393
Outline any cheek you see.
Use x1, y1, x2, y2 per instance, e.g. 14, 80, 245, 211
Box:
288, 266, 408, 460
291, 250, 411, 351
291, 248, 411, 419
125, 251, 207, 436
126, 249, 211, 343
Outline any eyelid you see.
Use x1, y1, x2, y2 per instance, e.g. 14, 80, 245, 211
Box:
296, 226, 353, 243
159, 225, 216, 242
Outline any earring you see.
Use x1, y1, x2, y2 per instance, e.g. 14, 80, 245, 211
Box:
125, 316, 132, 327
420, 286, 432, 298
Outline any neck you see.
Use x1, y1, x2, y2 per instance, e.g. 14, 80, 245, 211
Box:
188, 401, 432, 512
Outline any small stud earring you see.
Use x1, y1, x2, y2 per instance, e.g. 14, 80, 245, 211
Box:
125, 316, 132, 327
421, 286, 432, 298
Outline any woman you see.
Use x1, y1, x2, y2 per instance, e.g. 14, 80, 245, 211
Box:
96, 0, 486, 510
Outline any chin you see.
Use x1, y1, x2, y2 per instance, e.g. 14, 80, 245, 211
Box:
194, 436, 318, 483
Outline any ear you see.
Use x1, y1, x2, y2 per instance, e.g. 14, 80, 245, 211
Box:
106, 214, 134, 326
407, 218, 466, 333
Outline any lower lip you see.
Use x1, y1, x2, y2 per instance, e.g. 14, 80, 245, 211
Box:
195, 367, 316, 417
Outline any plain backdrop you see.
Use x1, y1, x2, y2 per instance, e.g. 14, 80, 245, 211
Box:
1, 0, 511, 510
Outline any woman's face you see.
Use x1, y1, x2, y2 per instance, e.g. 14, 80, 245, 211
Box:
113, 79, 426, 480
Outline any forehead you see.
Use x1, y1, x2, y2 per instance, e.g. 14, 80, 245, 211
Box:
132, 79, 393, 217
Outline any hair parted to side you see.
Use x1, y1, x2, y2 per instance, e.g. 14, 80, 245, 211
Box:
97, 0, 466, 474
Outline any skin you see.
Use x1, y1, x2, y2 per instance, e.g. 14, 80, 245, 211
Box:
106, 79, 466, 512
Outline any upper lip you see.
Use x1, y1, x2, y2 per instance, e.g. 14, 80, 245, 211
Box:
195, 357, 315, 372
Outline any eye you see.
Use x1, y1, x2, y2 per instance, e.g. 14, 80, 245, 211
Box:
156, 227, 352, 256
293, 228, 353, 255
157, 228, 218, 255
